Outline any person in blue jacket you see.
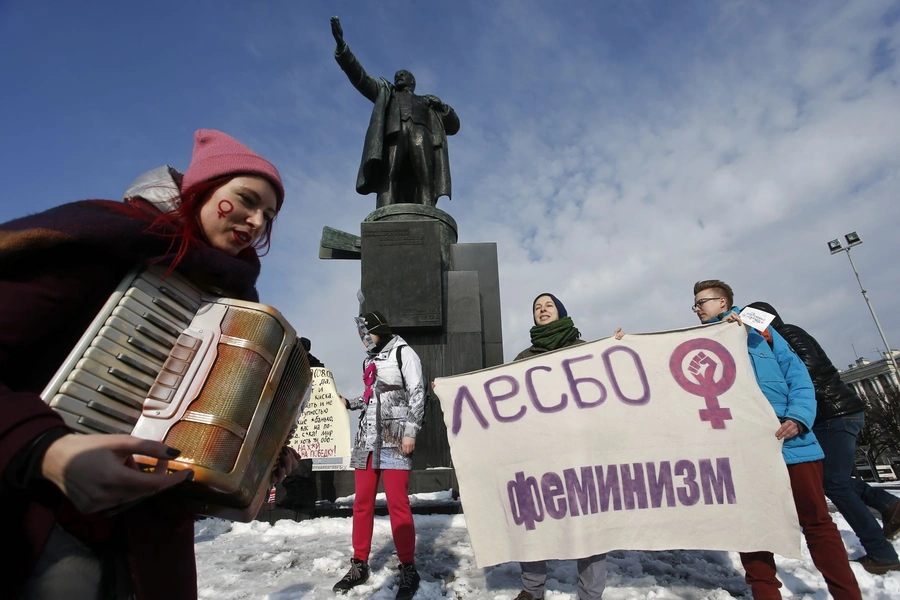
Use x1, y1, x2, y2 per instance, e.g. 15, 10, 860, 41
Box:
692, 280, 861, 600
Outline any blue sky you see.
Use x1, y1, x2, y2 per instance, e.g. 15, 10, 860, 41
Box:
2, 0, 899, 394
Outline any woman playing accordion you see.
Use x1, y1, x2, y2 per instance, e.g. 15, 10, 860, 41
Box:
0, 129, 301, 599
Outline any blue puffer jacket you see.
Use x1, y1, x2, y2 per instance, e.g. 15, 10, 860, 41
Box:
711, 308, 824, 465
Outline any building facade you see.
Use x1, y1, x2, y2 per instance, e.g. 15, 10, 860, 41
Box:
840, 351, 900, 482
839, 350, 900, 399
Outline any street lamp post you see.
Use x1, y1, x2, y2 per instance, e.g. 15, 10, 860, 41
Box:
828, 232, 900, 387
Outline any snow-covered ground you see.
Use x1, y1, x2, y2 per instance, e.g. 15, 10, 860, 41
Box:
196, 490, 900, 599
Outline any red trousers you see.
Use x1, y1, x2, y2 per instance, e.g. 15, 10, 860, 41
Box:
740, 460, 861, 600
352, 454, 415, 563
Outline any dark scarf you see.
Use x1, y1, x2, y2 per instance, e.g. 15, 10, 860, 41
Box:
0, 200, 262, 301
529, 316, 581, 352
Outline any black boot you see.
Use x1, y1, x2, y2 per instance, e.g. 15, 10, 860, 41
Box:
395, 562, 420, 600
332, 558, 369, 594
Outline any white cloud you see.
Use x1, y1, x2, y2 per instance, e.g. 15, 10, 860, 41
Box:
239, 0, 900, 397
5, 3, 896, 425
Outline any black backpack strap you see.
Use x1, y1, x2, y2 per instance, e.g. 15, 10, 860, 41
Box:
397, 344, 406, 392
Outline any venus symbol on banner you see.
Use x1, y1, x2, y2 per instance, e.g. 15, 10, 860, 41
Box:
669, 339, 736, 429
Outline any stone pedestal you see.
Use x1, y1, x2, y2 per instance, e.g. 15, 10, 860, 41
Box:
361, 206, 502, 473
364, 205, 458, 269
319, 203, 503, 493
359, 216, 449, 330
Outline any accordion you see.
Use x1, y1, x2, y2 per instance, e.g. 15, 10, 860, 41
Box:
41, 266, 311, 521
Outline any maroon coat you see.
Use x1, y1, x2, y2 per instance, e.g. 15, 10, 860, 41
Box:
0, 200, 262, 598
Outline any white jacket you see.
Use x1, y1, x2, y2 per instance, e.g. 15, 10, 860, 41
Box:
347, 335, 425, 470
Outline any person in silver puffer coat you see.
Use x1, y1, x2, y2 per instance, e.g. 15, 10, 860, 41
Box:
334, 311, 425, 599
347, 318, 425, 470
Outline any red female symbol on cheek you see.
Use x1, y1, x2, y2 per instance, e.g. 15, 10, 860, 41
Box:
217, 199, 234, 219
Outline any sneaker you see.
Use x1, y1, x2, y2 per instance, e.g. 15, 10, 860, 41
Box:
514, 592, 542, 600
882, 500, 900, 541
855, 555, 900, 575
333, 558, 369, 593
396, 562, 421, 600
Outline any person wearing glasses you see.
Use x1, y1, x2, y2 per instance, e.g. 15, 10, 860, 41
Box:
692, 280, 861, 600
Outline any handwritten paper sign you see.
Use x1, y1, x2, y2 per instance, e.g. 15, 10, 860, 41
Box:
289, 367, 351, 471
739, 306, 776, 332
432, 323, 800, 567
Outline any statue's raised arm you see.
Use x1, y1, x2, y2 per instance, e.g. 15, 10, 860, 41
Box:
329, 16, 459, 208
331, 15, 379, 103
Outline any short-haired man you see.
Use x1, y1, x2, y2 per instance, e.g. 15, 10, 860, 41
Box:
692, 280, 861, 600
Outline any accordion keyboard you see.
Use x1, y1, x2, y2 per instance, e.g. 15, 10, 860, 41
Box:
43, 267, 203, 434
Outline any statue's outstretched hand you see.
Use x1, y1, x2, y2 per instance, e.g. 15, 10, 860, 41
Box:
330, 16, 345, 48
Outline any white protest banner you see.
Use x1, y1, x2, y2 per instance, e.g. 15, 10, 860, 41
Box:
739, 306, 776, 332
432, 323, 801, 567
289, 367, 351, 471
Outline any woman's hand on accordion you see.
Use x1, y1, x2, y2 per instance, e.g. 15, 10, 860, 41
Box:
41, 433, 194, 514
272, 446, 300, 485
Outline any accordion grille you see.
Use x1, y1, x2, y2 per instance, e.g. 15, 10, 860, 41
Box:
163, 344, 270, 471
221, 309, 284, 358
187, 345, 269, 426
239, 340, 311, 503
163, 423, 242, 472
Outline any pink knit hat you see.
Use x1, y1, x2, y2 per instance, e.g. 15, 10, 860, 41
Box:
181, 129, 285, 210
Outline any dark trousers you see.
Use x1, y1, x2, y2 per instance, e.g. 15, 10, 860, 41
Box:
519, 554, 607, 600
813, 412, 899, 563
740, 461, 861, 600
852, 476, 898, 512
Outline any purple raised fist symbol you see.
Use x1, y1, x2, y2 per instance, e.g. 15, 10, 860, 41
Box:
688, 351, 717, 383
669, 339, 736, 429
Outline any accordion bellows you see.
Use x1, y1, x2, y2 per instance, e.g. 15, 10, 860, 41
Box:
41, 267, 311, 521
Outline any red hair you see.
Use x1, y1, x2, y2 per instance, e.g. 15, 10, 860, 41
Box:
125, 175, 275, 270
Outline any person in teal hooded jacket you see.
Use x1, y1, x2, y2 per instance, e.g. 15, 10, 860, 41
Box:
692, 280, 861, 600
705, 303, 822, 465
